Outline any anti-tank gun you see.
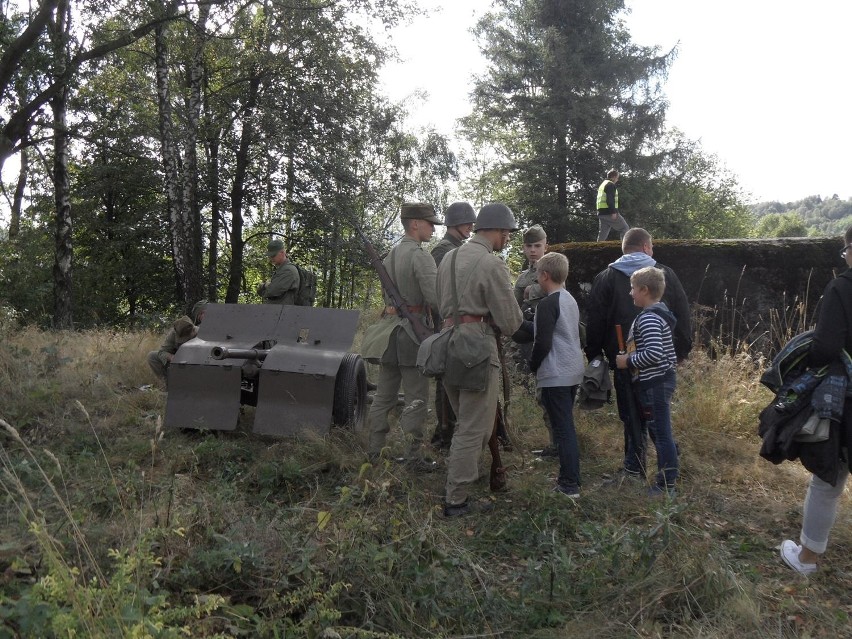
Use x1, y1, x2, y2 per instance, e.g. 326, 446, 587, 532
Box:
210, 346, 268, 362
165, 303, 367, 436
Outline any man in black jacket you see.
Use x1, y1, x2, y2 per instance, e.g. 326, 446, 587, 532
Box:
584, 228, 692, 483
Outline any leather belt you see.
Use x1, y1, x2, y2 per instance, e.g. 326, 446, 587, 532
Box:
442, 315, 488, 329
384, 305, 424, 315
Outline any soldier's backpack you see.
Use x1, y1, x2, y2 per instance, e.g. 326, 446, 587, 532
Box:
293, 264, 317, 307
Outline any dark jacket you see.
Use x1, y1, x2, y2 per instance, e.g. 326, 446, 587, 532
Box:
758, 270, 852, 484
807, 269, 852, 477
808, 269, 852, 368
584, 257, 692, 365
430, 232, 464, 268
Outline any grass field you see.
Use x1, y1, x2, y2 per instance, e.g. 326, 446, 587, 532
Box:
0, 326, 849, 638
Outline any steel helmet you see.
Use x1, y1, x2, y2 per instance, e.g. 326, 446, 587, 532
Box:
443, 202, 477, 227
473, 203, 518, 231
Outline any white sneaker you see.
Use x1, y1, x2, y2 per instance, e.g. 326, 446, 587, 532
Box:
780, 539, 817, 575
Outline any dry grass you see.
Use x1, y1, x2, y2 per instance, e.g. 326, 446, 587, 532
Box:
0, 326, 850, 637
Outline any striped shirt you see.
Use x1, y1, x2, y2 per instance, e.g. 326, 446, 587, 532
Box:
626, 304, 677, 386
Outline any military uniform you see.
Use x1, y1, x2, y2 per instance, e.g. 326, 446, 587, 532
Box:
429, 231, 465, 448
146, 301, 206, 383
514, 224, 548, 312
365, 205, 441, 459
514, 264, 545, 310
431, 232, 464, 267
437, 233, 523, 507
514, 226, 554, 449
259, 261, 300, 305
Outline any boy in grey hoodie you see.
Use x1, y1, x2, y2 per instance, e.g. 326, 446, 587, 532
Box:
529, 252, 585, 497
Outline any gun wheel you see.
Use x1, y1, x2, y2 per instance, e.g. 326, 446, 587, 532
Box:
333, 353, 367, 429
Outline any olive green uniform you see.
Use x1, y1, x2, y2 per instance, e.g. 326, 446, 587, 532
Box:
437, 234, 523, 505
514, 262, 555, 445
259, 261, 300, 305
514, 264, 545, 310
146, 316, 197, 382
431, 232, 463, 267
429, 232, 464, 448
365, 237, 438, 457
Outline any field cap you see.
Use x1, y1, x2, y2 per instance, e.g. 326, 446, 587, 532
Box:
400, 202, 443, 225
267, 239, 284, 257
174, 316, 196, 339
523, 224, 547, 243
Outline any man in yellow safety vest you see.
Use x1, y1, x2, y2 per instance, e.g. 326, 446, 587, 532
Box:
596, 168, 629, 242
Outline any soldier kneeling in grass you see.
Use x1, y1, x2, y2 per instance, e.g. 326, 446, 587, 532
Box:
146, 300, 206, 388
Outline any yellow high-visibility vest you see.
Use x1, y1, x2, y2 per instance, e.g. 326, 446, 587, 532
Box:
597, 180, 618, 210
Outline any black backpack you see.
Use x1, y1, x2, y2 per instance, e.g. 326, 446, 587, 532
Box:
293, 264, 317, 307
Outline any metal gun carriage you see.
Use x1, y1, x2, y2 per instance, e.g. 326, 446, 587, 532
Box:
164, 303, 367, 436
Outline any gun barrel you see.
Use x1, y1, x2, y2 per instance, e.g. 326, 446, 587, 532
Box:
210, 347, 269, 361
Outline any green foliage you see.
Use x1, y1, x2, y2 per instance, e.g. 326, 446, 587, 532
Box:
751, 194, 852, 237
2, 0, 450, 323
463, 0, 673, 240
629, 131, 755, 239
0, 224, 54, 327
754, 212, 809, 238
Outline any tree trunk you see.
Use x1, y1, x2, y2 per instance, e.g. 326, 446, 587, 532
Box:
556, 131, 567, 208
324, 198, 338, 308
183, 2, 209, 301
50, 0, 73, 329
155, 23, 202, 312
207, 134, 220, 301
9, 141, 27, 239
224, 73, 260, 303
202, 26, 219, 302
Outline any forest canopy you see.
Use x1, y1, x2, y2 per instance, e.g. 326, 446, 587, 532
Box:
0, 0, 843, 329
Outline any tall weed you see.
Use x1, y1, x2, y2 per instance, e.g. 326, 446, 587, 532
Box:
0, 328, 849, 638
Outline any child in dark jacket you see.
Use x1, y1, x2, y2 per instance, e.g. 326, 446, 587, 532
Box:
528, 252, 585, 497
616, 266, 679, 497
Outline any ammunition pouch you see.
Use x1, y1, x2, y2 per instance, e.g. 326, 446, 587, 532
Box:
417, 326, 453, 378
443, 327, 493, 392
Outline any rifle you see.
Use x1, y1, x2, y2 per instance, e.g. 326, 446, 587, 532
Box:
350, 220, 434, 343
489, 334, 511, 492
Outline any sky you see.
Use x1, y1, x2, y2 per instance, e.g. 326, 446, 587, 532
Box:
378, 0, 852, 204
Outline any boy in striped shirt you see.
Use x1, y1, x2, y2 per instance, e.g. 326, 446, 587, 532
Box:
615, 266, 679, 497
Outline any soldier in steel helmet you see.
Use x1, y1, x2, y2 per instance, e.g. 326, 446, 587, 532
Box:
428, 201, 477, 450
436, 203, 531, 516
363, 202, 443, 469
431, 202, 476, 267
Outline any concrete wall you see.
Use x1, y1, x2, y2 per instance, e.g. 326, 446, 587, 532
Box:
554, 237, 845, 352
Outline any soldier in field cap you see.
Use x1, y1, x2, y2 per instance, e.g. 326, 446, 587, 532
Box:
513, 223, 557, 456
515, 224, 548, 310
400, 202, 443, 224
147, 300, 207, 387
257, 238, 300, 305
361, 202, 443, 470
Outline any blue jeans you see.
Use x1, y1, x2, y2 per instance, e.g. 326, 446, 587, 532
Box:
636, 370, 678, 489
613, 368, 647, 475
539, 385, 580, 490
